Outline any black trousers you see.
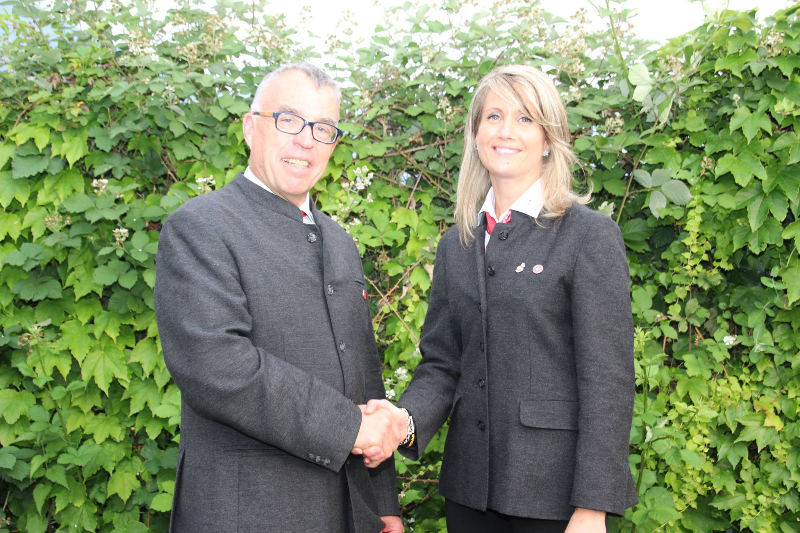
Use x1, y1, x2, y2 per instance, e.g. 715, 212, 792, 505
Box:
445, 500, 571, 533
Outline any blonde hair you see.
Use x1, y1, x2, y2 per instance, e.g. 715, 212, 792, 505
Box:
454, 64, 590, 246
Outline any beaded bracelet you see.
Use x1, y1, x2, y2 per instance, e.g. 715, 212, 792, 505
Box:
399, 407, 415, 448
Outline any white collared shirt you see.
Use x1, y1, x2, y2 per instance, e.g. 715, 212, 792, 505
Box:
244, 167, 315, 225
478, 179, 544, 248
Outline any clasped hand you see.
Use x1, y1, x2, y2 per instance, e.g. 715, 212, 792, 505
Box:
351, 400, 407, 468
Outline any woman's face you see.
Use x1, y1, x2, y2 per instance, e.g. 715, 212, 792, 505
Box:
475, 88, 549, 187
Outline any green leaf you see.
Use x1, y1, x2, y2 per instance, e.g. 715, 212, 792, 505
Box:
118, 270, 139, 289
0, 389, 35, 423
730, 106, 772, 143
60, 131, 89, 167
632, 169, 651, 188
780, 259, 800, 306
392, 208, 419, 231
409, 266, 432, 292
0, 448, 17, 469
711, 491, 747, 510
747, 195, 769, 232
650, 169, 671, 187
629, 63, 652, 85
108, 459, 141, 503
169, 120, 186, 137
0, 171, 31, 208
714, 49, 759, 77
11, 154, 49, 179
715, 152, 766, 186
150, 492, 174, 512
124, 378, 162, 415
0, 141, 15, 170
130, 337, 159, 376
33, 482, 51, 515
660, 180, 692, 205
60, 320, 92, 364
680, 448, 704, 468
85, 413, 123, 443
44, 464, 69, 489
93, 265, 119, 286
782, 219, 800, 249
61, 192, 94, 213
58, 501, 98, 532
81, 347, 130, 394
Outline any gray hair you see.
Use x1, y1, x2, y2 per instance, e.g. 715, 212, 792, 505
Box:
250, 62, 341, 113
454, 64, 590, 247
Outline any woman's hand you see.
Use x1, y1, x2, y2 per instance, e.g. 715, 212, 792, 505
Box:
565, 508, 606, 532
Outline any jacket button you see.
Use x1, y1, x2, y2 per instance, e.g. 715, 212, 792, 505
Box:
498, 231, 508, 241
326, 284, 334, 295
307, 232, 318, 243
487, 266, 494, 276
338, 341, 346, 352
479, 341, 484, 352
477, 420, 486, 431
477, 378, 485, 388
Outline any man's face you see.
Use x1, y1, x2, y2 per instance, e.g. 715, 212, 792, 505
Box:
243, 70, 339, 208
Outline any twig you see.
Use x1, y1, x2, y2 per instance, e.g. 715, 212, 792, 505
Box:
12, 102, 36, 130
401, 487, 438, 514
365, 277, 420, 344
370, 258, 425, 324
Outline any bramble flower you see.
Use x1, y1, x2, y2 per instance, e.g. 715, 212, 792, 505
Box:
196, 175, 216, 194
385, 389, 396, 400
92, 178, 108, 195
113, 227, 129, 248
723, 335, 737, 346
394, 367, 409, 381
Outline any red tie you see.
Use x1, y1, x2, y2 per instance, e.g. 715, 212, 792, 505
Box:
301, 210, 308, 218
486, 211, 511, 234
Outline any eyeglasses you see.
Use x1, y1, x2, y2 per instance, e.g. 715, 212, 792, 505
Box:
252, 111, 344, 144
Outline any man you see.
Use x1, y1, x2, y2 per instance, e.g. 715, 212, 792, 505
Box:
154, 62, 403, 532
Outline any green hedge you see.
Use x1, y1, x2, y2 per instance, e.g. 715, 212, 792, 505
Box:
1, 0, 798, 531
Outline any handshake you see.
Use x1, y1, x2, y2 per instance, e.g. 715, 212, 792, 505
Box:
351, 400, 409, 468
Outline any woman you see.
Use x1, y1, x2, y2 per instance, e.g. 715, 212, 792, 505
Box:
363, 65, 638, 532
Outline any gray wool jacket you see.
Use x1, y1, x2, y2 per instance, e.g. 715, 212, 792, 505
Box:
154, 175, 398, 532
398, 203, 638, 520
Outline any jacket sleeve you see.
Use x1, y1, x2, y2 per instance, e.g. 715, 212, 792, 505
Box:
397, 235, 462, 460
360, 269, 401, 517
568, 214, 638, 515
154, 206, 362, 473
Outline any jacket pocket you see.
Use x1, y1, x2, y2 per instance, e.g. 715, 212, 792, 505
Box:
448, 392, 463, 419
519, 400, 578, 430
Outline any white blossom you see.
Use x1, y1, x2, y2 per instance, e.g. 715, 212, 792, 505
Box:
723, 335, 737, 346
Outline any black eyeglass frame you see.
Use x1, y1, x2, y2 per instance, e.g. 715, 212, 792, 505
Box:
252, 111, 344, 144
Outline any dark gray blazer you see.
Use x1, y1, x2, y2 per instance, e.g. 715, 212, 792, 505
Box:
398, 203, 638, 520
154, 175, 398, 532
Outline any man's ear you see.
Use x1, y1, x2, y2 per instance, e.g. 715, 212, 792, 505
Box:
242, 113, 255, 149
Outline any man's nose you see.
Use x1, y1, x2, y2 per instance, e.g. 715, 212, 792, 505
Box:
293, 124, 316, 148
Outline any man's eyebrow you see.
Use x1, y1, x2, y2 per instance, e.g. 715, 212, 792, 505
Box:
276, 105, 337, 126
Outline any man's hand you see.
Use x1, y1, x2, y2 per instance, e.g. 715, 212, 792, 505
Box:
380, 515, 403, 533
353, 400, 408, 467
352, 406, 405, 467
565, 507, 606, 532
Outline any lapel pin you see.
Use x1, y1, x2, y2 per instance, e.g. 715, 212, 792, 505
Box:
363, 289, 367, 300
515, 263, 526, 273
532, 264, 544, 274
